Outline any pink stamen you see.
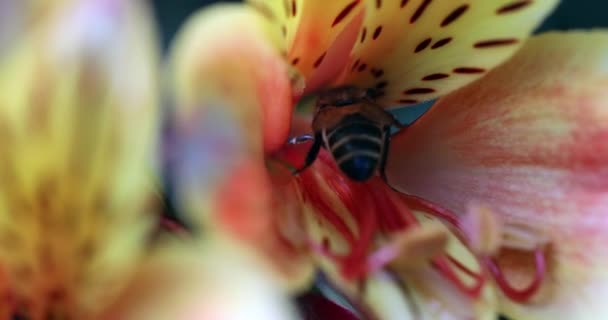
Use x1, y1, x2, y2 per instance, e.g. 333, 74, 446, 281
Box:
483, 247, 546, 302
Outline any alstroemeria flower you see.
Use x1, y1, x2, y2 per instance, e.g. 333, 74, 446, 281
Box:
0, 0, 161, 317
166, 1, 607, 320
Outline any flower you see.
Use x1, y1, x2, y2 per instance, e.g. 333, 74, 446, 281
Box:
0, 0, 160, 317
0, 1, 304, 319
166, 1, 608, 320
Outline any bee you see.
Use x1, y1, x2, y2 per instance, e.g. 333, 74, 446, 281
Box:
289, 86, 404, 181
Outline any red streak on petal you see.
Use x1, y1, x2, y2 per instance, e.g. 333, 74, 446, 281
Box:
484, 247, 546, 302
299, 155, 358, 245
447, 254, 480, 278
433, 255, 486, 298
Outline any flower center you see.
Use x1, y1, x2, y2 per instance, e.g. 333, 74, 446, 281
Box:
273, 142, 550, 303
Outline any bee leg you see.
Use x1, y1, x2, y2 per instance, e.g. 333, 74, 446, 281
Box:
389, 113, 406, 130
379, 128, 392, 184
288, 134, 314, 145
292, 133, 322, 175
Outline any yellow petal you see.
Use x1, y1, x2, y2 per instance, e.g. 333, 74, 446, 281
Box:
387, 31, 608, 320
0, 0, 160, 317
337, 0, 558, 107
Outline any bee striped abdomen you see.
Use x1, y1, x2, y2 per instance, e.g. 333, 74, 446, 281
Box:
324, 115, 385, 181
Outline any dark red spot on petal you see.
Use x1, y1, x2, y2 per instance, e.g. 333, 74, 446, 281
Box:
400, 0, 410, 8
404, 88, 435, 94
411, 0, 432, 23
291, 57, 300, 65
281, 25, 287, 36
376, 0, 382, 9
291, 0, 297, 16
251, 2, 276, 21
283, 0, 290, 16
360, 27, 367, 43
474, 38, 519, 48
370, 68, 384, 78
313, 52, 326, 68
376, 81, 388, 89
351, 59, 361, 71
497, 1, 532, 14
415, 38, 432, 53
453, 67, 486, 74
332, 0, 361, 27
431, 37, 452, 49
373, 26, 383, 40
358, 63, 367, 72
398, 99, 419, 104
441, 4, 469, 27
422, 73, 449, 81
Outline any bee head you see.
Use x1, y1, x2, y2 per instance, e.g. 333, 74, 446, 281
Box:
316, 86, 367, 108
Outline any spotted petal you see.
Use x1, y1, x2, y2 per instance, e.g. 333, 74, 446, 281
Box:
387, 31, 608, 319
248, 0, 365, 93
0, 0, 160, 317
337, 0, 558, 108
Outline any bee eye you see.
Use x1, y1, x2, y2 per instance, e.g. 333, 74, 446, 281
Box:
333, 98, 356, 107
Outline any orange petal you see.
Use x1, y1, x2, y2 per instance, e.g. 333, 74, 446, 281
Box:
168, 3, 293, 154
387, 31, 608, 319
247, 0, 365, 93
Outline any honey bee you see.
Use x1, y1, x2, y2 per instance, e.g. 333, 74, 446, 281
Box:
289, 86, 404, 181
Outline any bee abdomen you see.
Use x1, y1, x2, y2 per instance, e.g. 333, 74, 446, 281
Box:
325, 122, 384, 181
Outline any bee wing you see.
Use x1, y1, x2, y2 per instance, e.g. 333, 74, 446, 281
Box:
336, 0, 559, 108
248, 0, 365, 90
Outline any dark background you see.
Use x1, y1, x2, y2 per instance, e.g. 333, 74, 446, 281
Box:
151, 0, 608, 50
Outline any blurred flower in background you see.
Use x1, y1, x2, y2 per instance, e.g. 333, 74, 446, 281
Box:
0, 0, 300, 319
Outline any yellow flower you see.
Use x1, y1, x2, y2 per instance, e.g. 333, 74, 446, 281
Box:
0, 0, 159, 317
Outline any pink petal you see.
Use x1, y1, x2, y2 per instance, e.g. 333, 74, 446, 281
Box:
387, 31, 608, 319
168, 4, 293, 154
